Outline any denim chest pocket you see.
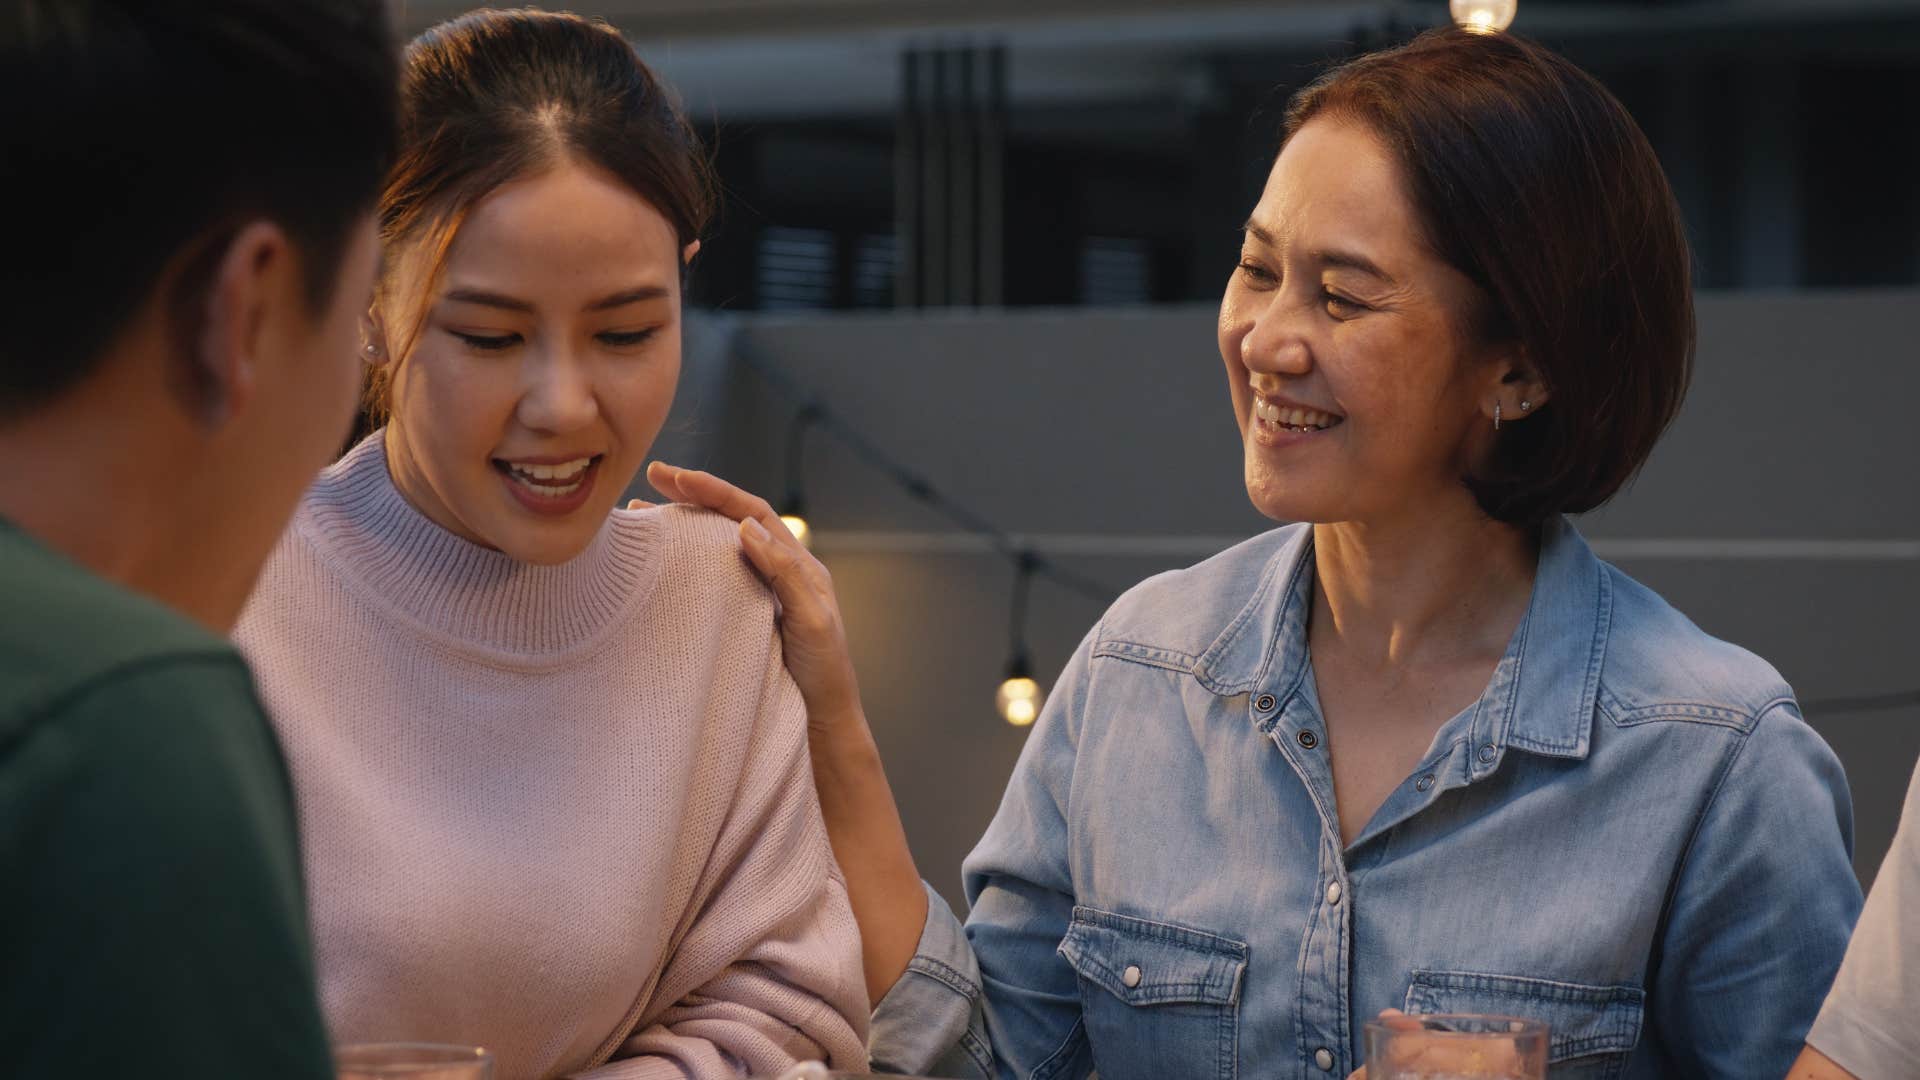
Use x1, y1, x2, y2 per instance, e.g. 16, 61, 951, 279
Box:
1404, 970, 1645, 1080
1058, 906, 1248, 1080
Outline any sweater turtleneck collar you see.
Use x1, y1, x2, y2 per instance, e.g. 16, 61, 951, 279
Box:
295, 433, 662, 660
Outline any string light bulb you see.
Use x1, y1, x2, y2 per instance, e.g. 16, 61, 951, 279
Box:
778, 508, 812, 548
997, 669, 1043, 727
780, 404, 823, 551
998, 551, 1047, 727
1450, 0, 1516, 34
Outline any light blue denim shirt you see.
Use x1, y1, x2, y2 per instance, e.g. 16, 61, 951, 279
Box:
869, 518, 1861, 1079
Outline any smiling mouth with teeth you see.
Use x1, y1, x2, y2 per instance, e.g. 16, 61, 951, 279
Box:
1252, 393, 1344, 434
494, 455, 601, 496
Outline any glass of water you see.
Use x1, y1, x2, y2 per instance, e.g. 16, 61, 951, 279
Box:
334, 1042, 494, 1080
1363, 1014, 1547, 1080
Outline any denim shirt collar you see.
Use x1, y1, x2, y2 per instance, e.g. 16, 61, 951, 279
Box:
1192, 517, 1611, 763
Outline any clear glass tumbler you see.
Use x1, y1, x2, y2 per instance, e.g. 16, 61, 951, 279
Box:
334, 1042, 494, 1080
1362, 1014, 1547, 1080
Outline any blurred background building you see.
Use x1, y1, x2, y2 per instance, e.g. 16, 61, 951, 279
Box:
405, 0, 1920, 906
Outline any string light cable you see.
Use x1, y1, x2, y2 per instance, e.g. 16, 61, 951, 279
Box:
737, 343, 1920, 724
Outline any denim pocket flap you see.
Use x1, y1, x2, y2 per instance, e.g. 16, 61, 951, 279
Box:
1059, 906, 1248, 1007
1404, 970, 1644, 1062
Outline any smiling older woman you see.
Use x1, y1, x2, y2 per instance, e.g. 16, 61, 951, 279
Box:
655, 27, 1860, 1080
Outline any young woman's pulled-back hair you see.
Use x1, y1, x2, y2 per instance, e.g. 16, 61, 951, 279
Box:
368, 8, 717, 419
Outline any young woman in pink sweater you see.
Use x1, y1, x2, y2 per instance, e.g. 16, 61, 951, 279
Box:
233, 11, 867, 1078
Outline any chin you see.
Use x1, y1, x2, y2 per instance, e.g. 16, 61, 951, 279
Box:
1244, 463, 1343, 526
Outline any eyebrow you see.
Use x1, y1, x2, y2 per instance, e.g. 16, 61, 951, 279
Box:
441, 285, 671, 314
1241, 220, 1398, 287
1314, 249, 1397, 286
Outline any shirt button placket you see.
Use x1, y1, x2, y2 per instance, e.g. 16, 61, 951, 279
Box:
1300, 846, 1349, 1080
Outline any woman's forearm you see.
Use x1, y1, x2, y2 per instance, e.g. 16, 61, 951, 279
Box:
810, 709, 930, 1006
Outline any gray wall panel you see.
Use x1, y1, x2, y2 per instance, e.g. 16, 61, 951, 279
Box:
658, 290, 1919, 906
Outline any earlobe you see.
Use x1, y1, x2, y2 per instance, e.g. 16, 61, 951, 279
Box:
681, 239, 702, 265
1494, 348, 1551, 417
361, 307, 393, 368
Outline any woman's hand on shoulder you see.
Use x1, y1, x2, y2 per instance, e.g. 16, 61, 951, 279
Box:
634, 463, 929, 1004
633, 462, 864, 729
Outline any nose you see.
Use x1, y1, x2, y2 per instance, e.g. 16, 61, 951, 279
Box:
516, 344, 599, 434
1240, 294, 1314, 382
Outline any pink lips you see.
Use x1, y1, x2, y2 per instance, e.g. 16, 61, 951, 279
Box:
494, 456, 601, 517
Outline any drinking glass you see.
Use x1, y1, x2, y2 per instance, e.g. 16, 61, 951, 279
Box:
334, 1042, 494, 1080
1363, 1014, 1547, 1080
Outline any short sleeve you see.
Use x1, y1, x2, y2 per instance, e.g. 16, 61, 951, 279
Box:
1805, 758, 1920, 1077
0, 657, 334, 1078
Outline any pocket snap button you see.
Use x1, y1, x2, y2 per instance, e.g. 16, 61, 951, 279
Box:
1478, 744, 1497, 763
1297, 730, 1319, 749
1122, 965, 1142, 988
1255, 693, 1277, 712
1415, 773, 1435, 792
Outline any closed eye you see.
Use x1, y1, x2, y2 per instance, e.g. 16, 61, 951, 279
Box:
449, 329, 520, 351
1322, 288, 1369, 319
596, 328, 659, 349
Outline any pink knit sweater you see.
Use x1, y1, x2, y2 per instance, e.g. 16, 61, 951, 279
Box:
235, 436, 868, 1080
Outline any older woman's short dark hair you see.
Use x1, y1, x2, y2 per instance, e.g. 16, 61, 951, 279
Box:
1285, 29, 1694, 528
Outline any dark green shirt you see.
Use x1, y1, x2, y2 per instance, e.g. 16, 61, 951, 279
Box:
0, 519, 332, 1078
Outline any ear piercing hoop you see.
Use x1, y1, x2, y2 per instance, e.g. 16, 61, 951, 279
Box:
1494, 399, 1532, 432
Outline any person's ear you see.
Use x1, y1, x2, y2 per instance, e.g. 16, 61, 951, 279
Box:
682, 239, 701, 265
361, 305, 393, 368
187, 220, 293, 429
1481, 345, 1551, 427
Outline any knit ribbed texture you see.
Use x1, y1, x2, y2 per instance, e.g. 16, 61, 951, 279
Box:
235, 435, 868, 1080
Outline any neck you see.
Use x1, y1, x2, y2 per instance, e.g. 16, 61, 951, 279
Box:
1309, 493, 1539, 671
0, 395, 260, 635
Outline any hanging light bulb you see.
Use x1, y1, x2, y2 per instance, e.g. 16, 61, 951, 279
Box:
780, 404, 823, 551
997, 670, 1043, 727
1450, 0, 1516, 34
997, 551, 1046, 727
778, 506, 812, 548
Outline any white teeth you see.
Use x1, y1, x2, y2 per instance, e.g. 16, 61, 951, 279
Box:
1253, 396, 1339, 431
506, 457, 591, 483
508, 473, 585, 496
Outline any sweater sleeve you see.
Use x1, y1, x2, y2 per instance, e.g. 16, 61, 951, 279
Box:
579, 632, 869, 1080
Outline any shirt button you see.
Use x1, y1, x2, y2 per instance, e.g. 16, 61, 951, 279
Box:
1315, 1047, 1335, 1071
1255, 693, 1277, 712
1122, 965, 1142, 988
1297, 730, 1319, 749
1478, 744, 1497, 763
1326, 881, 1343, 906
1416, 773, 1435, 791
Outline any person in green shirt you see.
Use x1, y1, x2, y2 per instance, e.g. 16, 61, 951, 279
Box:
0, 1, 397, 1074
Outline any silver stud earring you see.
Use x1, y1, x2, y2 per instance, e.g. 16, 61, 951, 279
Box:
1494, 402, 1502, 431
1520, 399, 1532, 412
362, 342, 382, 359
